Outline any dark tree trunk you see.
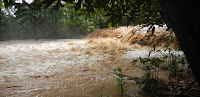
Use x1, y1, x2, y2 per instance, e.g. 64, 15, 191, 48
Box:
33, 27, 38, 40
0, 7, 3, 41
158, 0, 200, 86
52, 14, 59, 39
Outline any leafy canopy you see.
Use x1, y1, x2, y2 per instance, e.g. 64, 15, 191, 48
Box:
2, 0, 164, 27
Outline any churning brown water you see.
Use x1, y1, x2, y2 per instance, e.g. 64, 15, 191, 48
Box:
0, 39, 183, 97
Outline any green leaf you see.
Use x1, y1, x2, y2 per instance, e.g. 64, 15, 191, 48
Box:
117, 74, 123, 78
0, 1, 4, 8
156, 50, 161, 52
131, 60, 138, 65
117, 68, 122, 72
67, 5, 75, 10
114, 68, 121, 72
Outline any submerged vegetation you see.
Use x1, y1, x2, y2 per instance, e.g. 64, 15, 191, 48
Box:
112, 31, 192, 96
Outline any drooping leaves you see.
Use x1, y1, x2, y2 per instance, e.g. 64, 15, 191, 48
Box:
3, 0, 164, 29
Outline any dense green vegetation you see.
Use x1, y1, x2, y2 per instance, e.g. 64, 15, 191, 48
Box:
0, 4, 108, 40
0, 0, 164, 40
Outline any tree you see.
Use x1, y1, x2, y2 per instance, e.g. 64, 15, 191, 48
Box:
158, 0, 200, 86
2, 0, 200, 85
14, 0, 43, 40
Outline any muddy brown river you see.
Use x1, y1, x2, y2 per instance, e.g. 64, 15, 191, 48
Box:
0, 39, 184, 97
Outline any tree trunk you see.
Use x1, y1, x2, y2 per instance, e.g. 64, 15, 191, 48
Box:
158, 0, 200, 86
33, 27, 38, 40
52, 14, 59, 39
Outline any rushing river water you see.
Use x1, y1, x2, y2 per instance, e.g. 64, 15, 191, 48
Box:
0, 39, 184, 97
